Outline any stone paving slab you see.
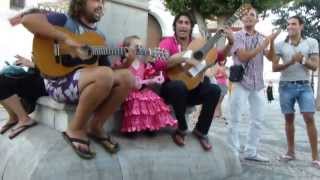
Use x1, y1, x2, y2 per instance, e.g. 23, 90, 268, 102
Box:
202, 95, 320, 179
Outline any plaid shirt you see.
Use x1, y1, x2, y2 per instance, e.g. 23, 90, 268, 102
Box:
231, 30, 266, 91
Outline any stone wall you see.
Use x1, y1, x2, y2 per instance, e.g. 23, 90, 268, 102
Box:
98, 0, 149, 47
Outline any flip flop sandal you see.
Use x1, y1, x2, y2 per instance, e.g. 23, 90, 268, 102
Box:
312, 160, 320, 169
62, 132, 96, 159
278, 154, 296, 162
0, 121, 18, 134
192, 130, 212, 151
88, 133, 120, 154
8, 120, 38, 139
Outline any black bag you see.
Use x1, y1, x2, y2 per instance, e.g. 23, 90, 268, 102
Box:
229, 64, 245, 82
0, 65, 35, 79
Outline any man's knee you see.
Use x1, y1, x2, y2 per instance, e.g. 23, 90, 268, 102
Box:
303, 113, 316, 126
161, 81, 188, 104
93, 67, 114, 87
206, 84, 221, 101
162, 81, 187, 95
114, 69, 135, 89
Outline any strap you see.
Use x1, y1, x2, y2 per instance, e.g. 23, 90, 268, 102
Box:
68, 137, 90, 146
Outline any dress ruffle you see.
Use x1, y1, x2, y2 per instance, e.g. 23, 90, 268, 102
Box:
121, 88, 177, 132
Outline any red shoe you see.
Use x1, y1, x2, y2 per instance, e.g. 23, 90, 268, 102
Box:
171, 130, 186, 146
192, 130, 212, 151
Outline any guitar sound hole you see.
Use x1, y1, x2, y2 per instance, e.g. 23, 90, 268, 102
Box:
193, 51, 204, 60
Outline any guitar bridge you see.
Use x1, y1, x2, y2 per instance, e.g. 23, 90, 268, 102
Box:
54, 41, 61, 64
188, 61, 207, 77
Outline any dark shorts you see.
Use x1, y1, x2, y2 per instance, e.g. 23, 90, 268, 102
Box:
0, 73, 46, 102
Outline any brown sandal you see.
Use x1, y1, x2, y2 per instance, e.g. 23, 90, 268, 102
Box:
88, 133, 120, 154
8, 120, 38, 139
62, 132, 96, 159
192, 130, 212, 151
0, 121, 18, 134
171, 130, 186, 146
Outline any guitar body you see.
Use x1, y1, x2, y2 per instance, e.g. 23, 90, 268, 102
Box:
32, 26, 105, 78
167, 37, 217, 90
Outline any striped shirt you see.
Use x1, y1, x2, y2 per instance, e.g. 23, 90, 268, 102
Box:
231, 30, 266, 91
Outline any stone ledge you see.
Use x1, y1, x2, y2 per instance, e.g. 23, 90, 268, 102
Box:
33, 96, 121, 132
32, 96, 195, 132
0, 124, 242, 180
36, 97, 75, 111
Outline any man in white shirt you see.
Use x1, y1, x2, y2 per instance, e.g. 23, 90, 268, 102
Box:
273, 15, 320, 168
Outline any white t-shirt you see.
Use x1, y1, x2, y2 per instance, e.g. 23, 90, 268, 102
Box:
275, 37, 319, 81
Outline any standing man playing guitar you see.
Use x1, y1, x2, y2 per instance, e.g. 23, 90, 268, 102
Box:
21, 0, 135, 159
157, 12, 234, 151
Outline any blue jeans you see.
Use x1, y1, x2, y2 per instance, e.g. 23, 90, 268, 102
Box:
278, 81, 315, 114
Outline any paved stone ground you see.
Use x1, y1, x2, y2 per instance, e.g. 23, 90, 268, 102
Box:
1, 94, 320, 179
190, 94, 320, 179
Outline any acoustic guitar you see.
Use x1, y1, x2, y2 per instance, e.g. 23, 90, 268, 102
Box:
32, 26, 169, 78
167, 4, 252, 90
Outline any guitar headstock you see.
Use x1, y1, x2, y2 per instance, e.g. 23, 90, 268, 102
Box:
237, 3, 253, 19
224, 3, 253, 26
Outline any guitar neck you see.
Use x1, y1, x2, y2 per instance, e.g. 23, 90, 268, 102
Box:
200, 14, 238, 53
90, 47, 127, 56
89, 47, 163, 58
195, 32, 223, 58
192, 8, 242, 60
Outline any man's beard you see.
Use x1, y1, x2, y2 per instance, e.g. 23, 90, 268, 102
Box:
87, 15, 100, 23
84, 8, 103, 23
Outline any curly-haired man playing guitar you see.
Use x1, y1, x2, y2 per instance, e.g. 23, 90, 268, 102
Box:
21, 0, 135, 159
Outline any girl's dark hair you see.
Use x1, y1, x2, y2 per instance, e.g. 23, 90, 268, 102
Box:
123, 35, 140, 47
172, 12, 195, 36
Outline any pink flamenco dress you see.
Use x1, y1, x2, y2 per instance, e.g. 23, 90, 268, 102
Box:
121, 62, 177, 133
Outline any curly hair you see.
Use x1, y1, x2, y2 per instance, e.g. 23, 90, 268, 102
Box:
172, 12, 195, 37
68, 0, 106, 19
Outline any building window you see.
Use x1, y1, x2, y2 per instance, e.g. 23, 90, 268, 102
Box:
10, 0, 25, 9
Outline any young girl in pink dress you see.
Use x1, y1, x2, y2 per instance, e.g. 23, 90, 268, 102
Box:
119, 35, 177, 133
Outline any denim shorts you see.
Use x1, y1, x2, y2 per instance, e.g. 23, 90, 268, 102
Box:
278, 81, 315, 114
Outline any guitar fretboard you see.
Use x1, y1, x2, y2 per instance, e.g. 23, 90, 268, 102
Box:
89, 47, 158, 57
90, 47, 127, 56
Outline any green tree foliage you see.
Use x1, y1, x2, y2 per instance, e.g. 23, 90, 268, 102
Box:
163, 0, 292, 19
163, 0, 293, 37
272, 0, 320, 44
